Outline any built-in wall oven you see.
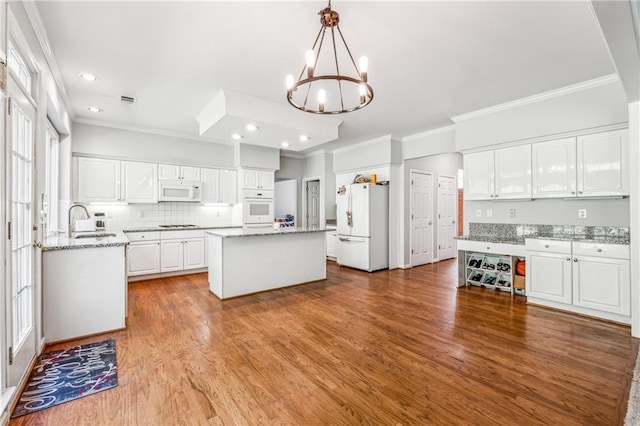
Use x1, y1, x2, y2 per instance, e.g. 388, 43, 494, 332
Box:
243, 189, 274, 226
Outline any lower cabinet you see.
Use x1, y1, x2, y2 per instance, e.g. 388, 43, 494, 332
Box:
127, 229, 205, 278
526, 239, 630, 322
326, 230, 336, 259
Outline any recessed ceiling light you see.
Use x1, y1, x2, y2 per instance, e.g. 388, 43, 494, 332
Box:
88, 107, 103, 113
245, 124, 259, 132
79, 72, 98, 81
299, 135, 309, 142
281, 142, 290, 148
231, 133, 243, 140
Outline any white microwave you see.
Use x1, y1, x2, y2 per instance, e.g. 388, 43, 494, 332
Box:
159, 180, 202, 202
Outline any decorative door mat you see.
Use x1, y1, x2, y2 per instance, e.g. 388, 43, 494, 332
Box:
11, 339, 118, 418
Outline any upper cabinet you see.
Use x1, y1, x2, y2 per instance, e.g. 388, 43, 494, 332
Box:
201, 168, 237, 204
77, 158, 157, 203
463, 145, 531, 200
242, 169, 274, 190
121, 161, 158, 203
77, 157, 121, 203
159, 164, 201, 181
532, 129, 628, 198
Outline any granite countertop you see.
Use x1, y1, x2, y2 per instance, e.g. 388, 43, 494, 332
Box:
457, 235, 630, 246
455, 235, 526, 245
525, 235, 630, 245
123, 225, 242, 233
207, 226, 328, 238
43, 231, 129, 251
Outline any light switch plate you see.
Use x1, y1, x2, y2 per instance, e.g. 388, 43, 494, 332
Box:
486, 209, 493, 218
578, 208, 587, 219
475, 209, 482, 218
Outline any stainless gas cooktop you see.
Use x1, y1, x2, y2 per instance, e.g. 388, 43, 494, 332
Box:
158, 224, 197, 228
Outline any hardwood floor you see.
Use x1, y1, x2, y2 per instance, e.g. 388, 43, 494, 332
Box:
10, 260, 639, 425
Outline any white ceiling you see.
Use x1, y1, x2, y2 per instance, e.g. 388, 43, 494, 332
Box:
36, 1, 615, 154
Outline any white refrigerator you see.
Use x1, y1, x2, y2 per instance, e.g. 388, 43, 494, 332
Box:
336, 183, 389, 272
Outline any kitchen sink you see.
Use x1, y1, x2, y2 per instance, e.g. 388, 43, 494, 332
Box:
73, 233, 117, 239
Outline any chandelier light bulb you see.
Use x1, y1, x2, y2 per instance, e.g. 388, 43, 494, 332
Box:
305, 49, 315, 78
359, 84, 367, 104
359, 56, 369, 82
318, 89, 326, 113
286, 74, 295, 90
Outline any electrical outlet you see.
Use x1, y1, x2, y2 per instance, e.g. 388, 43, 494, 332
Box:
486, 209, 493, 218
578, 208, 587, 219
475, 209, 482, 218
509, 209, 516, 218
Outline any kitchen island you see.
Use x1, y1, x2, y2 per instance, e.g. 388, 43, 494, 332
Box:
206, 227, 327, 299
43, 231, 129, 342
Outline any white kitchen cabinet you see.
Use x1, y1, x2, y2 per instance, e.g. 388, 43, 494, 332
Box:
577, 129, 629, 197
532, 129, 628, 198
526, 239, 573, 304
243, 169, 274, 190
463, 151, 494, 200
463, 146, 531, 200
526, 239, 631, 323
326, 231, 336, 259
121, 161, 158, 203
494, 145, 531, 199
528, 252, 573, 304
128, 241, 161, 276
532, 137, 576, 198
76, 157, 157, 203
77, 157, 121, 203
572, 241, 630, 316
159, 164, 201, 181
201, 168, 238, 204
161, 239, 184, 272
184, 238, 206, 269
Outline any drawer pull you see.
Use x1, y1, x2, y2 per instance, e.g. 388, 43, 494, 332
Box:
596, 248, 602, 252
486, 246, 491, 250
566, 257, 571, 261
544, 244, 549, 248
573, 258, 578, 262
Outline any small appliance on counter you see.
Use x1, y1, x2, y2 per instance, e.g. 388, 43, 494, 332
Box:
94, 212, 107, 230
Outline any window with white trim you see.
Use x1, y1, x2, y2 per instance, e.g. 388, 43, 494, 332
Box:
44, 123, 60, 236
7, 40, 32, 94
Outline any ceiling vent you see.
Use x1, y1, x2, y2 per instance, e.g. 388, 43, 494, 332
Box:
120, 95, 136, 105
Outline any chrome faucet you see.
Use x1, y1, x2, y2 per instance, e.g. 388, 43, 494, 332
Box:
67, 203, 90, 237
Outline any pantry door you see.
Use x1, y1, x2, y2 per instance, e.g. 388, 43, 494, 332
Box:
410, 171, 433, 266
5, 56, 37, 386
437, 175, 457, 261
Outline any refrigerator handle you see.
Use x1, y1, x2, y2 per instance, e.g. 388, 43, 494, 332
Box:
347, 192, 353, 227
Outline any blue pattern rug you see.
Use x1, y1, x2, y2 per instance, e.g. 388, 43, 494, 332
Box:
11, 339, 118, 418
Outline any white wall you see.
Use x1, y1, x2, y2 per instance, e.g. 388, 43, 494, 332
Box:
237, 143, 280, 170
73, 122, 235, 167
403, 152, 463, 266
333, 135, 400, 172
403, 126, 456, 160
274, 180, 296, 220
275, 156, 304, 223
455, 80, 629, 151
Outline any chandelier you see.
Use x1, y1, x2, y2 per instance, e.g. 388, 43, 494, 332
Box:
286, 0, 373, 114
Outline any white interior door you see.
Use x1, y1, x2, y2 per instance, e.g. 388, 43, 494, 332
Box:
410, 171, 433, 266
306, 180, 320, 228
437, 175, 456, 261
6, 88, 37, 386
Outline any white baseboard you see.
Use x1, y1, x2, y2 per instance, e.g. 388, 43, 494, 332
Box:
399, 264, 412, 269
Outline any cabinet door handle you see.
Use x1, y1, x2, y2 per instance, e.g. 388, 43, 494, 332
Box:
490, 194, 494, 198
544, 244, 549, 248
494, 194, 499, 198
571, 191, 575, 195
596, 248, 602, 252
578, 191, 583, 195
566, 257, 571, 261
486, 246, 491, 250
573, 258, 578, 262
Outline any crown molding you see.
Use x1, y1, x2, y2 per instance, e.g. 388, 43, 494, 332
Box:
401, 125, 455, 142
74, 118, 235, 146
451, 74, 621, 123
21, 1, 75, 120
332, 134, 392, 154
